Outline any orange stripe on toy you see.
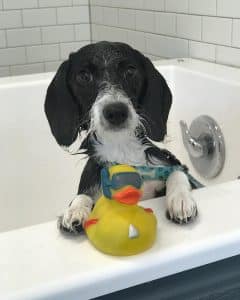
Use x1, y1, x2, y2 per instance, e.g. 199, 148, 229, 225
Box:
144, 208, 153, 213
84, 218, 99, 229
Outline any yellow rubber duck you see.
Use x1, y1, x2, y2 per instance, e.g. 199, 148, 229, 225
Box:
84, 164, 157, 256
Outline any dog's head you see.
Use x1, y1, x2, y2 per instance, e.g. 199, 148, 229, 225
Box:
44, 41, 172, 153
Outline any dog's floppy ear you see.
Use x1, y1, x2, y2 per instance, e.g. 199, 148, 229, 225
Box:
44, 58, 81, 148
139, 55, 172, 142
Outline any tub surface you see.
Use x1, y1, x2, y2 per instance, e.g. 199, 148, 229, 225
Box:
1, 59, 240, 299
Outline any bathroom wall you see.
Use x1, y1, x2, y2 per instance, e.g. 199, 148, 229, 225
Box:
0, 0, 90, 76
90, 0, 240, 67
2, 0, 240, 77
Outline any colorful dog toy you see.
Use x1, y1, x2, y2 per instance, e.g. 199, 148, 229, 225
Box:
84, 164, 157, 256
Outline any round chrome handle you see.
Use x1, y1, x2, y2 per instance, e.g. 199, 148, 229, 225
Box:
180, 116, 225, 179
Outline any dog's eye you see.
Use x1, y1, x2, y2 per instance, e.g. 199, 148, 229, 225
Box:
125, 65, 137, 78
76, 70, 92, 84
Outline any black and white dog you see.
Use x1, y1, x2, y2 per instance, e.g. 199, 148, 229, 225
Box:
45, 41, 197, 234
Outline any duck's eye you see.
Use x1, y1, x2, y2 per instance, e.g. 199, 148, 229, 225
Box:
125, 65, 137, 78
76, 70, 92, 84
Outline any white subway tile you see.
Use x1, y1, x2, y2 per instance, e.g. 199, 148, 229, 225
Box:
142, 0, 164, 11
202, 16, 232, 46
189, 0, 216, 16
155, 12, 176, 36
0, 66, 10, 77
75, 24, 91, 40
118, 9, 135, 30
0, 30, 6, 48
144, 53, 164, 60
0, 47, 26, 66
42, 25, 74, 44
136, 10, 155, 33
189, 41, 216, 61
7, 28, 41, 47
39, 0, 72, 7
102, 0, 143, 9
97, 25, 128, 43
146, 33, 188, 58
177, 14, 201, 40
57, 6, 89, 24
165, 0, 188, 13
45, 60, 62, 72
127, 30, 146, 52
216, 46, 240, 67
217, 0, 240, 18
0, 11, 22, 29
89, 0, 101, 5
232, 20, 240, 48
90, 6, 103, 24
73, 0, 89, 4
26, 44, 60, 63
60, 41, 89, 59
103, 7, 118, 27
91, 24, 99, 41
3, 0, 37, 9
23, 8, 56, 27
10, 63, 44, 76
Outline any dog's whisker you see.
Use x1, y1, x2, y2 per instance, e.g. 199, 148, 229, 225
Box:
138, 114, 152, 137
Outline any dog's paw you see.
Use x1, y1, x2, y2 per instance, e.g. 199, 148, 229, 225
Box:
58, 194, 93, 234
166, 187, 198, 224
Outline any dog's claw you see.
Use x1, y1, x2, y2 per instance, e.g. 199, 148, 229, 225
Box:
166, 209, 198, 225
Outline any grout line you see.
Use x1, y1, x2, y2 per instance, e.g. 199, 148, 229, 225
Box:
215, 43, 218, 63
91, 5, 240, 19
214, 43, 217, 63
55, 7, 58, 25
24, 45, 28, 65
4, 29, 7, 47
175, 13, 177, 35
88, 0, 93, 43
20, 9, 24, 27
2, 22, 90, 31
40, 26, 43, 44
0, 40, 90, 52
2, 4, 88, 11
92, 23, 240, 49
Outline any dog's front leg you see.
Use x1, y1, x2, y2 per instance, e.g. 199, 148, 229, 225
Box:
58, 158, 102, 234
166, 171, 198, 224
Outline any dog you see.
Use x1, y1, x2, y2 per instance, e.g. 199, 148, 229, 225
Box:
44, 41, 197, 234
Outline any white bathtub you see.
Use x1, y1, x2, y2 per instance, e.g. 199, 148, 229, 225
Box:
1, 59, 240, 300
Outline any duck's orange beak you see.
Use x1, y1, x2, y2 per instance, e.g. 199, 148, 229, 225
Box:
113, 186, 142, 205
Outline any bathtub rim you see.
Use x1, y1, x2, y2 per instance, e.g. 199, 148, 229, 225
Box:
2, 180, 240, 300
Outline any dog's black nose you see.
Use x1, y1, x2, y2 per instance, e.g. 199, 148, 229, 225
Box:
103, 102, 129, 126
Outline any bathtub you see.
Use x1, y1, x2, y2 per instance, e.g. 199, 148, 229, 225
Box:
1, 59, 240, 299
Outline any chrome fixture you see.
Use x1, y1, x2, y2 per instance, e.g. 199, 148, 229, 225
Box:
180, 115, 225, 179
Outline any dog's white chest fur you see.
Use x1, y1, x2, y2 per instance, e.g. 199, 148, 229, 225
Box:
95, 133, 149, 166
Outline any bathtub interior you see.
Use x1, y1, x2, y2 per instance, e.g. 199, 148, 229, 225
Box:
0, 76, 86, 233
157, 62, 240, 186
0, 59, 239, 234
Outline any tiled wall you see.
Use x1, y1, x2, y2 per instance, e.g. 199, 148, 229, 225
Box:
0, 0, 90, 76
90, 0, 240, 67
2, 0, 240, 76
